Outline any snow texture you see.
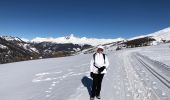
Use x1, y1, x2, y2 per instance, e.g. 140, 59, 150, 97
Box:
0, 43, 170, 100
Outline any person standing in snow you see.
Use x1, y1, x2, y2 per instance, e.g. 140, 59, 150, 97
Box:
90, 46, 109, 100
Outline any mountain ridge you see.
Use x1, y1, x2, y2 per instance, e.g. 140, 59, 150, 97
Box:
31, 34, 124, 46
129, 27, 170, 41
0, 27, 170, 64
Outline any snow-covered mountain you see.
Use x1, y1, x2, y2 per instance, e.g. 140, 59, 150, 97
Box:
0, 36, 40, 64
0, 36, 39, 53
149, 27, 170, 41
1, 27, 170, 64
31, 27, 170, 46
0, 36, 93, 64
31, 34, 124, 46
129, 27, 170, 41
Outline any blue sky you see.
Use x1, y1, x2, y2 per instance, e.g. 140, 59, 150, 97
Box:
0, 0, 170, 39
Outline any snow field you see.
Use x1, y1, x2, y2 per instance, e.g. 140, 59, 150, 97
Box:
0, 43, 170, 100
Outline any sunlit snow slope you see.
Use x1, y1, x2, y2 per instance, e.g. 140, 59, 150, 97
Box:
0, 43, 170, 100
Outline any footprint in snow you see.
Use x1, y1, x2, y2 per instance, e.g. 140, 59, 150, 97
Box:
152, 86, 158, 90
45, 95, 50, 98
49, 87, 53, 90
51, 83, 56, 87
161, 92, 166, 96
152, 81, 157, 85
126, 93, 131, 97
45, 91, 51, 93
145, 78, 149, 81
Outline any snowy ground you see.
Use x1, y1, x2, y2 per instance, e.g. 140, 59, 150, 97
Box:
0, 43, 170, 100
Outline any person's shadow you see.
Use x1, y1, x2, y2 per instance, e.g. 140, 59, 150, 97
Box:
81, 76, 93, 96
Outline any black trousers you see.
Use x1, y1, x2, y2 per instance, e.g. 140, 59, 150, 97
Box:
91, 74, 104, 97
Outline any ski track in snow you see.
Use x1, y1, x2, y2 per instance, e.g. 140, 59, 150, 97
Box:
0, 43, 170, 100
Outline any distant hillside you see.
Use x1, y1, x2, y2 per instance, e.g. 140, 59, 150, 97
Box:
129, 27, 170, 42
0, 36, 93, 64
0, 36, 39, 64
1, 27, 170, 63
149, 27, 170, 41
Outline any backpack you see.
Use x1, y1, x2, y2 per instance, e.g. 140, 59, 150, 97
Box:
93, 53, 106, 69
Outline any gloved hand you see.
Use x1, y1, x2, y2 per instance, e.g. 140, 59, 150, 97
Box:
98, 66, 106, 74
90, 72, 94, 78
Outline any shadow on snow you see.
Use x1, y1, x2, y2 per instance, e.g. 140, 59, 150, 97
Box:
81, 76, 93, 96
